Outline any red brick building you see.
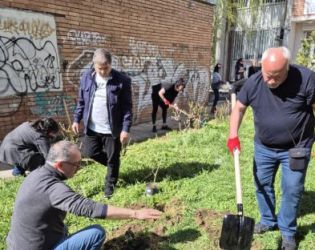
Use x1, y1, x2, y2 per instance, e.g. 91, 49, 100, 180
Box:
0, 0, 214, 139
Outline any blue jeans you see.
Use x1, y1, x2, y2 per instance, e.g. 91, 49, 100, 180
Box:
253, 143, 311, 237
54, 225, 105, 250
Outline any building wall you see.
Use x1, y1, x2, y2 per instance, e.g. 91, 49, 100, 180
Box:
292, 0, 305, 16
289, 0, 315, 60
0, 0, 214, 139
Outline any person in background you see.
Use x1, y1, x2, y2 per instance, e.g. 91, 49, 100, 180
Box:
227, 47, 315, 250
248, 59, 261, 78
72, 48, 132, 199
0, 118, 59, 176
151, 78, 186, 133
235, 57, 246, 81
210, 63, 223, 114
6, 140, 162, 250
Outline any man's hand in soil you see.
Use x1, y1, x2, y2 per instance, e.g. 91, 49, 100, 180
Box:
133, 208, 162, 220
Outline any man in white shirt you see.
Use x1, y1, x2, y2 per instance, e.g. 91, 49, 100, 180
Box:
72, 49, 132, 198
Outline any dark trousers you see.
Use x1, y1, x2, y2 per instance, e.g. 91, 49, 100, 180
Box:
151, 84, 168, 125
211, 86, 219, 108
82, 129, 122, 188
20, 152, 45, 171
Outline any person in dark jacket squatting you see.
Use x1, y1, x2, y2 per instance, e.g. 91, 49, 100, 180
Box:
227, 47, 315, 250
151, 78, 185, 133
6, 140, 162, 250
0, 118, 59, 176
72, 48, 132, 198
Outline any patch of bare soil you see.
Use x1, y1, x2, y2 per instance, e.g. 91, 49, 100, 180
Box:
195, 209, 262, 250
103, 224, 167, 250
195, 209, 227, 248
103, 198, 185, 250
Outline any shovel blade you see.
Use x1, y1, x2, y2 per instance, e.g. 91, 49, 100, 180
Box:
219, 214, 255, 250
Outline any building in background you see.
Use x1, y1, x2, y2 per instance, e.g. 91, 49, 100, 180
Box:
215, 0, 315, 81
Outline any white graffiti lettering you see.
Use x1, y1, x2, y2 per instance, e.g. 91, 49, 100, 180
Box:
64, 29, 107, 46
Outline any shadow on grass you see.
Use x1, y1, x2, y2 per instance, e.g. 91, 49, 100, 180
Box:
103, 228, 201, 250
276, 222, 315, 250
298, 191, 315, 217
121, 161, 220, 184
274, 191, 315, 250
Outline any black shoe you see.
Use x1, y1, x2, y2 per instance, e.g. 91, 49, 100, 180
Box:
254, 222, 277, 234
152, 126, 157, 133
161, 125, 172, 131
281, 236, 296, 250
104, 184, 115, 199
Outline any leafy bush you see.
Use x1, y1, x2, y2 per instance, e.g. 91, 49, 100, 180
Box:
296, 31, 315, 71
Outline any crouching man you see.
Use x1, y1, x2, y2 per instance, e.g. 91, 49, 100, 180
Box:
6, 140, 162, 250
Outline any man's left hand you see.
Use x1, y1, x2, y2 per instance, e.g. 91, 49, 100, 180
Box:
120, 131, 130, 145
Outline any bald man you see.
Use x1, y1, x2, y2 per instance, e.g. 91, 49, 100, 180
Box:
227, 47, 315, 250
6, 141, 161, 250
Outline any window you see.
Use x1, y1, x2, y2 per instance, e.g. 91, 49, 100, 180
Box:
262, 0, 285, 3
305, 0, 315, 14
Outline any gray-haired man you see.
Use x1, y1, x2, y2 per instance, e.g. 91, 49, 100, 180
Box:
72, 48, 132, 198
6, 141, 161, 250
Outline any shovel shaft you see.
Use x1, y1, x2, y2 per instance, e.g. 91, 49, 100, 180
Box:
234, 149, 243, 212
231, 93, 236, 109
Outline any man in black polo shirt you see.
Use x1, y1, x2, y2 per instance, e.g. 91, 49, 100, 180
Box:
227, 47, 315, 250
151, 78, 185, 132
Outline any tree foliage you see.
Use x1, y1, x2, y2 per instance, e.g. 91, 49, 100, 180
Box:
211, 0, 263, 63
296, 31, 315, 71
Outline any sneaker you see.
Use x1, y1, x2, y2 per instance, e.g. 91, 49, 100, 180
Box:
104, 184, 115, 199
254, 222, 278, 234
152, 126, 157, 133
161, 125, 172, 131
12, 165, 25, 177
282, 236, 296, 250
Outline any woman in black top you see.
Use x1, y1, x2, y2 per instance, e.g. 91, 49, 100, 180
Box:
151, 78, 185, 133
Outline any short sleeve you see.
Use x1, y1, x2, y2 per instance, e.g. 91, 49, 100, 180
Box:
236, 79, 252, 106
306, 71, 315, 106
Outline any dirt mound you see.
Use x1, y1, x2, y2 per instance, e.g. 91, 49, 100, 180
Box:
104, 198, 185, 249
103, 224, 166, 250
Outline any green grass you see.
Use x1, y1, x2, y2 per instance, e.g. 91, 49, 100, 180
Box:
0, 111, 314, 249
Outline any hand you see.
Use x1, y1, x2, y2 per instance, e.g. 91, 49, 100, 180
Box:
133, 208, 162, 220
172, 103, 179, 111
71, 122, 80, 135
163, 99, 170, 106
227, 136, 241, 154
120, 131, 130, 145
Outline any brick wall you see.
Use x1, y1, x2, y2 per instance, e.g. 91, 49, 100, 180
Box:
0, 0, 214, 139
293, 0, 305, 17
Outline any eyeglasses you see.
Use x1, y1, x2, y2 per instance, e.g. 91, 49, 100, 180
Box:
61, 161, 81, 169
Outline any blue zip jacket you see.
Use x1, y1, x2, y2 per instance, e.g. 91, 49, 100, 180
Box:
73, 68, 132, 137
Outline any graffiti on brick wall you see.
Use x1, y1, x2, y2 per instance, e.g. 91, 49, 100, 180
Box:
64, 29, 107, 47
66, 50, 94, 85
31, 92, 76, 117
0, 8, 61, 98
0, 17, 55, 39
65, 37, 209, 121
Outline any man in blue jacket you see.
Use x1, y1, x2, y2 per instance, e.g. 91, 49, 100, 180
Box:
72, 48, 132, 198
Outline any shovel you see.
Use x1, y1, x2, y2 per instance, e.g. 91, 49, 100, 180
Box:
219, 149, 255, 250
